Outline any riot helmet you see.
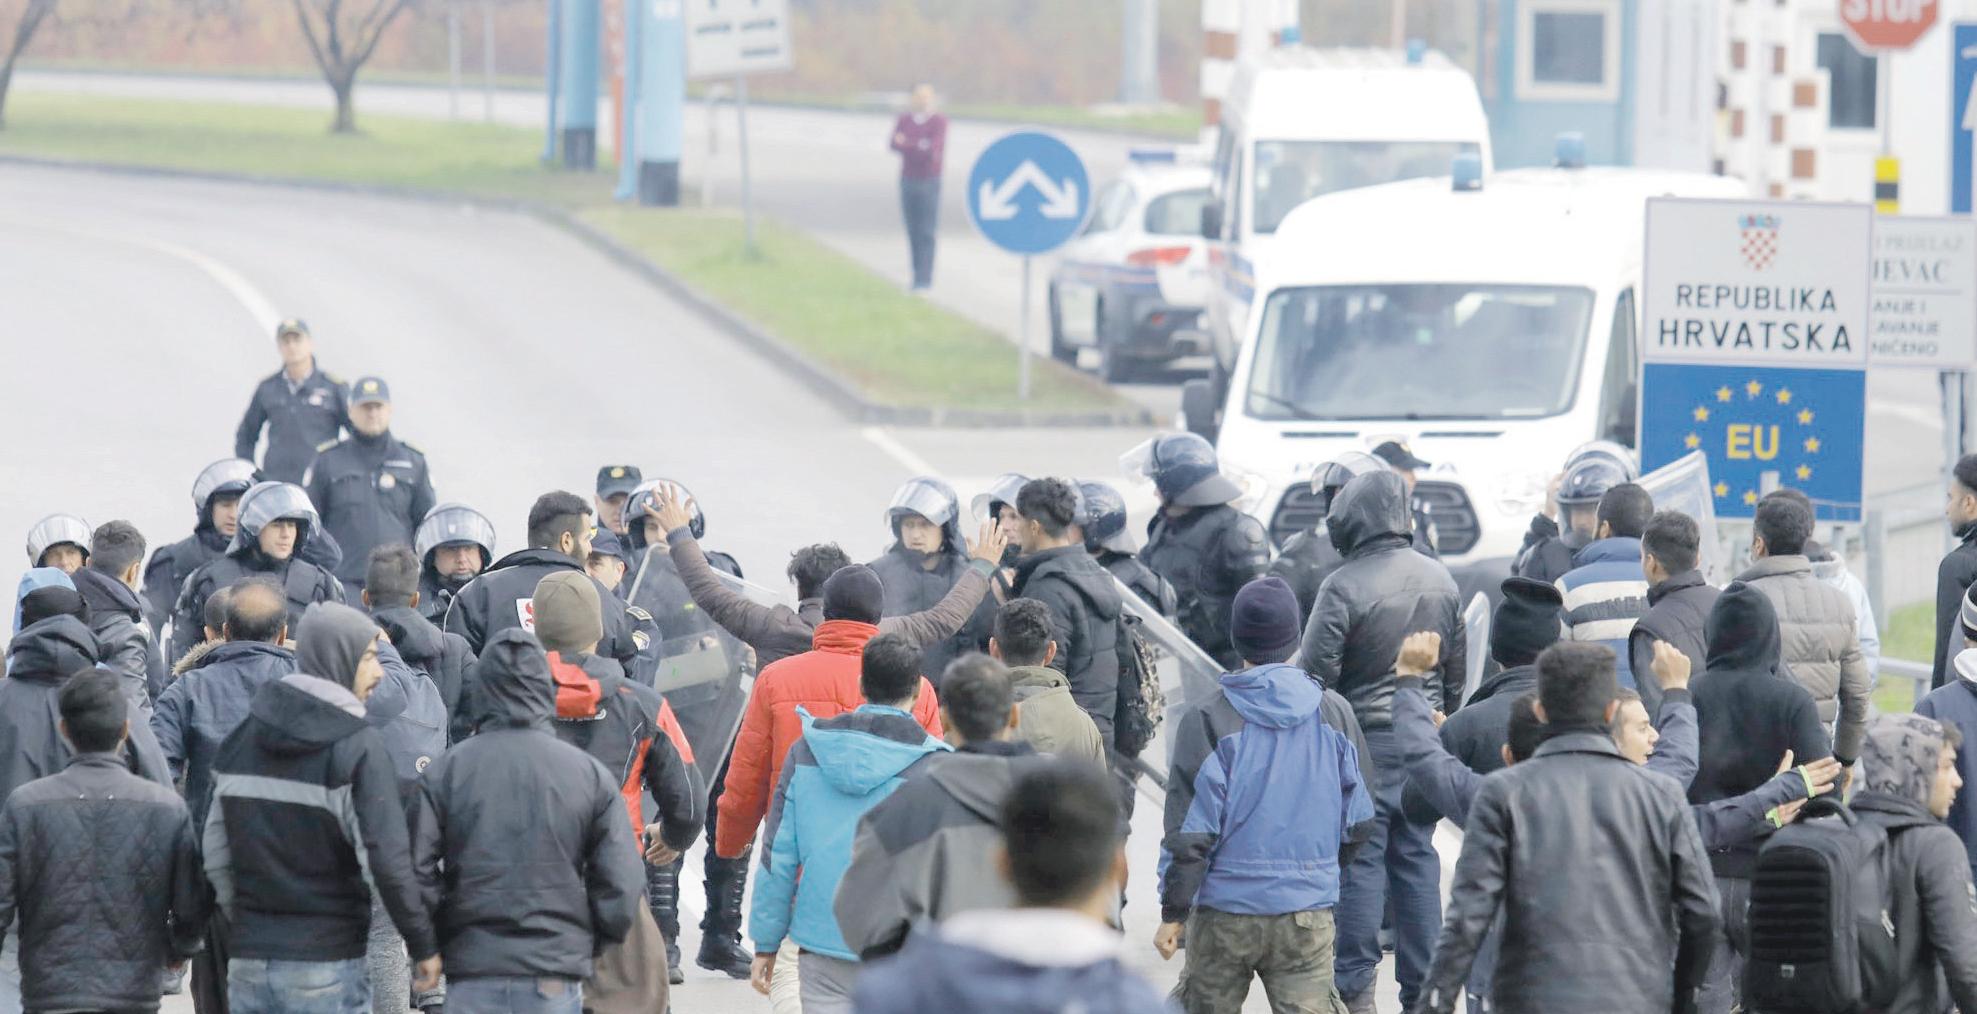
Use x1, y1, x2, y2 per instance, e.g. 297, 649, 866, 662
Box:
886, 477, 964, 555
1557, 455, 1633, 509
228, 481, 319, 557
415, 502, 496, 574
970, 473, 1031, 523
1078, 480, 1135, 555
1121, 433, 1242, 508
191, 458, 259, 529
624, 479, 707, 549
25, 515, 91, 570
1308, 451, 1388, 517
1562, 440, 1638, 484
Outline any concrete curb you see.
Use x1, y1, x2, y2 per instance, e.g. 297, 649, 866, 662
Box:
0, 153, 1153, 429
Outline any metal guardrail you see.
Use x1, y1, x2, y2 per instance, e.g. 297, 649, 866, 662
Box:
1880, 657, 1934, 711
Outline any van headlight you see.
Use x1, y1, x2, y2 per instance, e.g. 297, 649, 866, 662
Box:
1493, 469, 1550, 518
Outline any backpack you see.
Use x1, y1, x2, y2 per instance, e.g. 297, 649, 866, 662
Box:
1744, 796, 1899, 1014
1112, 613, 1164, 758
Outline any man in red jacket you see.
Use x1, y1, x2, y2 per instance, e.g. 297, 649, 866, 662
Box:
718, 565, 943, 859
889, 84, 947, 292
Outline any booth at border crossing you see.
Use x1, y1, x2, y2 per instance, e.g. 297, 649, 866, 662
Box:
1639, 197, 1870, 523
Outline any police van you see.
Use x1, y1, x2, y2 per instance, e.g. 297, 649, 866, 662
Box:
1188, 159, 1747, 573
1201, 46, 1493, 397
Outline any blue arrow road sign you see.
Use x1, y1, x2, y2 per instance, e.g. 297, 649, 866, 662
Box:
967, 131, 1090, 255
1641, 363, 1865, 523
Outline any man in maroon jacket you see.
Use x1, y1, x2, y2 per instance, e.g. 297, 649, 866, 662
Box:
890, 84, 947, 291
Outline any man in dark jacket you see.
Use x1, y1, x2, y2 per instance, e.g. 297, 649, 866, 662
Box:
444, 490, 638, 672
72, 519, 169, 709
1935, 454, 1977, 688
1414, 643, 1721, 1014
304, 376, 436, 592
1433, 577, 1559, 779
1269, 451, 1422, 625
1685, 582, 1832, 1014
868, 477, 998, 682
0, 672, 207, 1014
1292, 469, 1465, 1012
1849, 713, 1977, 1014
171, 481, 345, 663
1917, 582, 1977, 884
1011, 478, 1123, 748
153, 579, 293, 831
1131, 434, 1272, 670
360, 544, 475, 744
233, 319, 347, 484
1, 586, 171, 802
144, 458, 258, 639
204, 602, 440, 1012
1630, 510, 1719, 716
410, 629, 647, 1013
1158, 576, 1374, 1012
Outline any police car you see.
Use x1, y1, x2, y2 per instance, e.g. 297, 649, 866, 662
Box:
1046, 148, 1213, 383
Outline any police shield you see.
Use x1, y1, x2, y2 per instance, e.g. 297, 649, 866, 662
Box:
1461, 592, 1492, 706
1637, 450, 1724, 583
621, 547, 765, 785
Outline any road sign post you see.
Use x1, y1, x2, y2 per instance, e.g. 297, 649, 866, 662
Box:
1640, 198, 1873, 523
683, 0, 792, 252
967, 131, 1091, 401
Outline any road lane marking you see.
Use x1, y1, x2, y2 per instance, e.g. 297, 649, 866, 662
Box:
0, 217, 279, 335
860, 426, 942, 478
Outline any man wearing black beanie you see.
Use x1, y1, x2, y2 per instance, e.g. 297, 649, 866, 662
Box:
1437, 577, 1563, 778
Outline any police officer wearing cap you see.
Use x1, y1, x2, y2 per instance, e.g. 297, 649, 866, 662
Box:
596, 465, 643, 536
142, 459, 258, 637
234, 319, 348, 484
304, 375, 435, 592
415, 503, 495, 627
1131, 434, 1271, 669
1371, 440, 1440, 560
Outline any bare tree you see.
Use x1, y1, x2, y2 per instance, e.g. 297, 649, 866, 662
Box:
291, 0, 417, 133
0, 0, 58, 128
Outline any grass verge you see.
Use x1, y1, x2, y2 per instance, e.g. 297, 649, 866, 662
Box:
0, 91, 1132, 415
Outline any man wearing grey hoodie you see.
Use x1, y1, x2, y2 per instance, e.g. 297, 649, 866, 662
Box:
204, 602, 441, 1013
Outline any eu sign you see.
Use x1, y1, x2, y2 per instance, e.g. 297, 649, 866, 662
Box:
967, 131, 1090, 256
1641, 364, 1866, 522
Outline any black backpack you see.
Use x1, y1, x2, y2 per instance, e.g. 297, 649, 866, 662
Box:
1112, 613, 1164, 758
1744, 796, 1899, 1014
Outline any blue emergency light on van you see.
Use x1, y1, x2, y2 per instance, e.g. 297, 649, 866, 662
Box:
1451, 152, 1483, 191
1554, 132, 1587, 170
1128, 147, 1177, 165
1406, 38, 1427, 65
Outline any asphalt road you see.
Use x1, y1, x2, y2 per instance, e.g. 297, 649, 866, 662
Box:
0, 163, 1431, 1013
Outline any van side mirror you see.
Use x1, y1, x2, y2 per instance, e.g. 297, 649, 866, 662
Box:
1200, 200, 1224, 240
1181, 378, 1219, 438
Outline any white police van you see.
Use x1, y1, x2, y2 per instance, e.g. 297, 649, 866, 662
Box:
1200, 46, 1493, 400
1190, 157, 1746, 571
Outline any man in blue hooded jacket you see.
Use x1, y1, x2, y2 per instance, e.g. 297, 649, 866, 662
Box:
1158, 576, 1375, 1013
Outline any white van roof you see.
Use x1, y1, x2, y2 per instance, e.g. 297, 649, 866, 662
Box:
1225, 47, 1487, 145
1260, 166, 1748, 291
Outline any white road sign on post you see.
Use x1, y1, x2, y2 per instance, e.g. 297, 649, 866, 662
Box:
1870, 215, 1977, 369
683, 0, 792, 78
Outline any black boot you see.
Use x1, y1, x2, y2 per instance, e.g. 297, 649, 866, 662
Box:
696, 848, 754, 979
648, 857, 685, 985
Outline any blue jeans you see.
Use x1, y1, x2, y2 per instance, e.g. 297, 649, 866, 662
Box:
447, 976, 583, 1013
227, 957, 368, 1014
1334, 725, 1442, 1006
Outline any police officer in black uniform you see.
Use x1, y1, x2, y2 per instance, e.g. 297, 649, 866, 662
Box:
233, 319, 348, 484
414, 503, 495, 627
1130, 433, 1272, 670
1077, 479, 1176, 617
142, 459, 257, 639
170, 481, 345, 661
305, 376, 436, 593
1371, 440, 1440, 559
596, 464, 643, 537
1513, 443, 1637, 585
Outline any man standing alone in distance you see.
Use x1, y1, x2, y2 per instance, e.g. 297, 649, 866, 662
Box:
889, 84, 947, 292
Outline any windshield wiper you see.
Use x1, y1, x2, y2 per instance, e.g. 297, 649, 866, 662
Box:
1246, 390, 1333, 420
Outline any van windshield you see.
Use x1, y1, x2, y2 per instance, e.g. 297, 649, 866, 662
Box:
1246, 284, 1594, 421
1252, 140, 1479, 234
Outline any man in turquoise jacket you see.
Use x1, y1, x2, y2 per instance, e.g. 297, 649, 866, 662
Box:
747, 632, 948, 1012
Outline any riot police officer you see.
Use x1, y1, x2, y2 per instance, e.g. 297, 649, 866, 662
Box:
25, 514, 91, 575
1077, 479, 1175, 617
596, 464, 643, 536
1270, 450, 1439, 624
971, 472, 1029, 569
1128, 434, 1271, 670
304, 376, 436, 592
233, 319, 347, 484
868, 477, 997, 681
414, 502, 495, 627
1514, 441, 1637, 585
170, 481, 345, 661
142, 459, 257, 639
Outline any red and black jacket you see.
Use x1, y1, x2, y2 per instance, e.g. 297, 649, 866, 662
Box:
547, 651, 704, 853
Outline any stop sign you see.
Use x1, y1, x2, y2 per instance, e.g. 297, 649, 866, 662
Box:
1841, 0, 1939, 51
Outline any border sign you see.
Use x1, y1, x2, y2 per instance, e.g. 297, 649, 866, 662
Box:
1641, 198, 1870, 522
683, 0, 792, 79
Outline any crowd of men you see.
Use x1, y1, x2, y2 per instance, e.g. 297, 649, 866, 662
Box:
9, 321, 1977, 1014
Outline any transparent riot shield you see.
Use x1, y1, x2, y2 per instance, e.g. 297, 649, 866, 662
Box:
1637, 450, 1724, 583
1114, 574, 1225, 799
622, 547, 769, 786
1461, 592, 1492, 706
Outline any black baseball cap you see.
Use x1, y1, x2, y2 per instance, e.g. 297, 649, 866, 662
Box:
589, 528, 630, 564
349, 376, 391, 406
596, 465, 642, 498
1372, 440, 1431, 471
